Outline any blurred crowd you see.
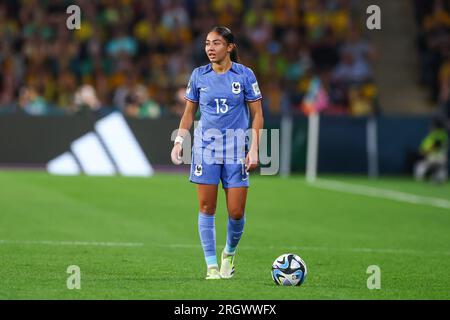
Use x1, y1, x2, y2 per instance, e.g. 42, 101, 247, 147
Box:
0, 0, 378, 119
415, 0, 450, 121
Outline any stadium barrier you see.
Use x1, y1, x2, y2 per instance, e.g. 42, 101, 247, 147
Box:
0, 114, 446, 175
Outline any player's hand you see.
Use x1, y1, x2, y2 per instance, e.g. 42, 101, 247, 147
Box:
245, 148, 258, 171
171, 143, 183, 165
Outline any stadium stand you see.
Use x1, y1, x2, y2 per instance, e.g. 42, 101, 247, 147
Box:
414, 0, 450, 119
0, 0, 378, 118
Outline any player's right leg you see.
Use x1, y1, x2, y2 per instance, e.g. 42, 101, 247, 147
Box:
190, 161, 221, 279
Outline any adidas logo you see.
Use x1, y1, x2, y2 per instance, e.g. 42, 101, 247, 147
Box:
47, 112, 154, 177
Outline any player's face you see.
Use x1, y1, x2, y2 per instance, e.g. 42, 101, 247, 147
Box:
205, 32, 232, 63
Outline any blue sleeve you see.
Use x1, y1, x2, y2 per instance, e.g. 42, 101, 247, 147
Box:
184, 68, 199, 103
244, 67, 262, 102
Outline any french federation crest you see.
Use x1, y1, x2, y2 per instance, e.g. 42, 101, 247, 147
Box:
232, 82, 241, 94
194, 164, 203, 176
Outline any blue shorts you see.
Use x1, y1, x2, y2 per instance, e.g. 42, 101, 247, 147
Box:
189, 159, 250, 188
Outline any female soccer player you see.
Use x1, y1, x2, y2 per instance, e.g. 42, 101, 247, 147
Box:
171, 26, 264, 280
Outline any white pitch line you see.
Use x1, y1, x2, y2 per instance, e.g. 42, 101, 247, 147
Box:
1, 240, 448, 256
310, 179, 450, 210
158, 243, 450, 256
0, 240, 144, 247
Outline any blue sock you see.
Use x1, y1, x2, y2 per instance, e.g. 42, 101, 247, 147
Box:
224, 215, 246, 255
198, 212, 217, 267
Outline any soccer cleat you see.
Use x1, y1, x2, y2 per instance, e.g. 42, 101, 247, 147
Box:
206, 266, 221, 280
219, 250, 235, 279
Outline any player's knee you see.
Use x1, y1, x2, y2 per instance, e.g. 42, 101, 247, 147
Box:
228, 207, 245, 220
199, 202, 216, 215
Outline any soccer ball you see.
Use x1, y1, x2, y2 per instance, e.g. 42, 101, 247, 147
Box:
271, 253, 307, 286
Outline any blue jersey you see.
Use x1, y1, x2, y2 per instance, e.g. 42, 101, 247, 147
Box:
184, 62, 262, 162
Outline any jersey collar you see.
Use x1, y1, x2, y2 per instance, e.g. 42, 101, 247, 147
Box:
202, 62, 239, 75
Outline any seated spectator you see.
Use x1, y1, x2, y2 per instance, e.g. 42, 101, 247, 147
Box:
124, 92, 140, 118
168, 86, 188, 118
340, 26, 376, 65
124, 88, 161, 119
18, 86, 48, 116
106, 27, 138, 58
136, 86, 162, 119
331, 49, 372, 85
72, 84, 107, 116
112, 71, 150, 113
348, 83, 377, 116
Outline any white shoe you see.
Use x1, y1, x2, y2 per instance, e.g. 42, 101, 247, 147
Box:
219, 250, 235, 279
206, 266, 221, 280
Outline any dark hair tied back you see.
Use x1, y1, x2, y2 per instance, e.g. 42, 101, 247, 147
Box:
210, 26, 239, 63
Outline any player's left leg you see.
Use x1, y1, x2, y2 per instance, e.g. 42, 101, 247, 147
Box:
219, 161, 249, 278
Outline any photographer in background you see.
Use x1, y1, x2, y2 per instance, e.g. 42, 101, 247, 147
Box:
414, 116, 449, 183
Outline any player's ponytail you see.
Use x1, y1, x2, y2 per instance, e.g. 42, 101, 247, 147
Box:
210, 26, 240, 63
230, 44, 239, 63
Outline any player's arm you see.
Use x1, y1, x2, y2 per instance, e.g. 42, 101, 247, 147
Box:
246, 99, 264, 171
177, 99, 198, 139
171, 100, 198, 165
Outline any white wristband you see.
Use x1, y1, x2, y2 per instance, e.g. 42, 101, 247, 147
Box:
174, 136, 184, 145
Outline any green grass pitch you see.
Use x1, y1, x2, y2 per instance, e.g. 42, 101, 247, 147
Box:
0, 170, 449, 299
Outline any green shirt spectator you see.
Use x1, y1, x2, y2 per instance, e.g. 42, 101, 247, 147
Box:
420, 127, 448, 162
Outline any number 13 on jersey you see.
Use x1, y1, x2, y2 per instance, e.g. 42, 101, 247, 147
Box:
215, 98, 229, 114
